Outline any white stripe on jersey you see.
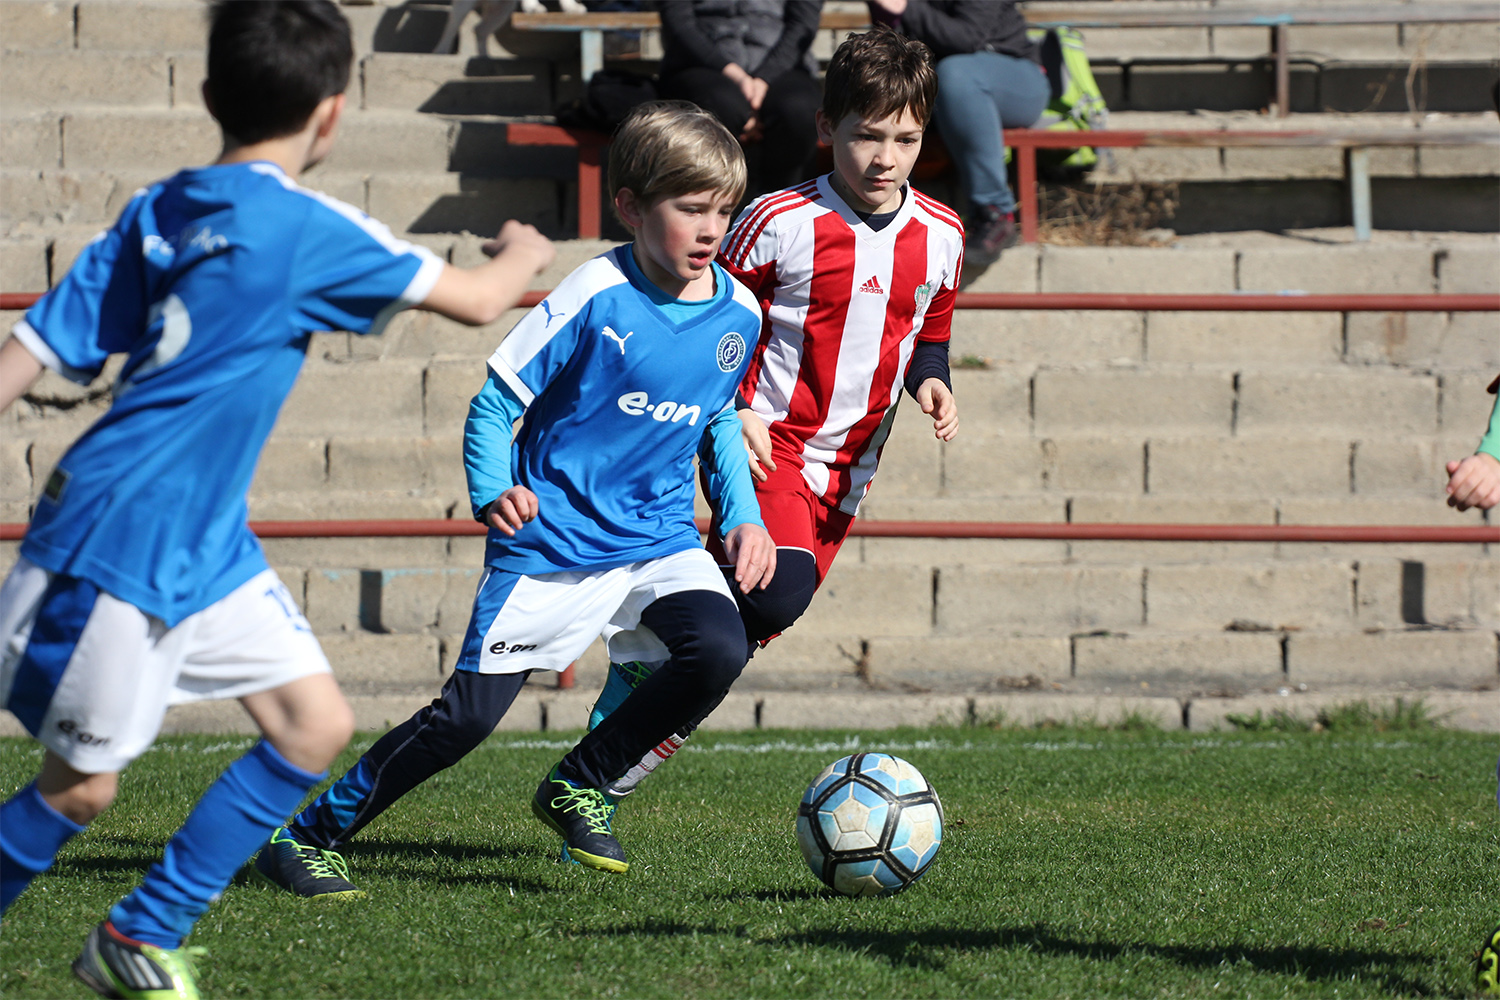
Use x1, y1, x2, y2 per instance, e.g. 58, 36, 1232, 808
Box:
487, 252, 628, 406
730, 174, 964, 515
11, 319, 86, 384
249, 162, 445, 326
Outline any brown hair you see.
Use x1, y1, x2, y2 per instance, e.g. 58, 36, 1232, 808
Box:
822, 27, 937, 129
608, 101, 746, 225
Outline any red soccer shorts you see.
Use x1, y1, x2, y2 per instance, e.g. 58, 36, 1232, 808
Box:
706, 461, 855, 586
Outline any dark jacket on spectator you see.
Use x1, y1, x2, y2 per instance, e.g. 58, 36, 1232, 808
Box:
659, 0, 823, 80
886, 0, 1037, 62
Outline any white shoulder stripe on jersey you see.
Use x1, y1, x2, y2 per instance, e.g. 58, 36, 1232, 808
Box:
488, 356, 536, 407
369, 254, 445, 338
488, 251, 629, 401
12, 319, 92, 385
248, 161, 441, 263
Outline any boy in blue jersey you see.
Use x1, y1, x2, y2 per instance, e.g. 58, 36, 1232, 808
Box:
0, 3, 553, 997
254, 100, 775, 891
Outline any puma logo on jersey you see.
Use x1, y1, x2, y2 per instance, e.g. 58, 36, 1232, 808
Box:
540, 299, 566, 326
617, 392, 702, 426
858, 275, 884, 295
602, 325, 633, 353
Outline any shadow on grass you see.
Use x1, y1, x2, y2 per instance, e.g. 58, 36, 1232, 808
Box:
769, 924, 1437, 995
54, 835, 164, 878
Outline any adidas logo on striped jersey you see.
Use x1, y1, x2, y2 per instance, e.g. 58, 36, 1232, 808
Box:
858, 275, 884, 294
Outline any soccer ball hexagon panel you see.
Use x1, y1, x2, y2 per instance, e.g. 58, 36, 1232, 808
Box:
795, 752, 944, 898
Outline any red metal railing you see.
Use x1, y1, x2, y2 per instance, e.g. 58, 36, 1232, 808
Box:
4, 286, 1496, 689
1, 519, 1492, 544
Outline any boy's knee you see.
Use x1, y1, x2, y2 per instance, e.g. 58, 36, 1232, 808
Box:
739, 549, 818, 642
694, 614, 749, 691
38, 769, 117, 826
433, 670, 527, 755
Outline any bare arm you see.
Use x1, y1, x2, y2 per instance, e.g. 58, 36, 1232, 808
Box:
418, 220, 555, 326
0, 335, 45, 413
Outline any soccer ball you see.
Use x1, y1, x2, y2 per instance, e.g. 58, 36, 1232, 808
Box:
795, 752, 943, 898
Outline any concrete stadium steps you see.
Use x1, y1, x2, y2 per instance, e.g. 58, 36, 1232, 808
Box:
4, 0, 1498, 242
2, 1, 1497, 731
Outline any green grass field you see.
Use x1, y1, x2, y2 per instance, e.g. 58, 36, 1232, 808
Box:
3, 724, 1497, 999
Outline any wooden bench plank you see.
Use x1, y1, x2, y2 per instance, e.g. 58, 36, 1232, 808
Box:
507, 121, 1499, 241
509, 3, 1499, 114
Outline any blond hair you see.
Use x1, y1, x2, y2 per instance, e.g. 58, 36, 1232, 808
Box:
608, 101, 746, 225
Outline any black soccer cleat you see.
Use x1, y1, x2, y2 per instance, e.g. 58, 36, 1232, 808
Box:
532, 767, 628, 873
251, 826, 364, 900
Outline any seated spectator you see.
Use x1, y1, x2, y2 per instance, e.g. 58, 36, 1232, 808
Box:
658, 0, 824, 199
870, 0, 1048, 264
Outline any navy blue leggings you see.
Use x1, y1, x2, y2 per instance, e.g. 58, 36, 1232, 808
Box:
291, 588, 747, 847
558, 589, 746, 788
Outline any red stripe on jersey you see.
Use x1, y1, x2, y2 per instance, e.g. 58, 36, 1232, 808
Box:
913, 190, 963, 234
723, 182, 818, 266
780, 212, 857, 448
829, 219, 929, 479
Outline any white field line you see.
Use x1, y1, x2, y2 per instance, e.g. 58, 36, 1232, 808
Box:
0, 735, 1427, 763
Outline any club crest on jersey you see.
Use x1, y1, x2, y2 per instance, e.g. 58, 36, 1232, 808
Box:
716, 331, 746, 372
913, 281, 935, 311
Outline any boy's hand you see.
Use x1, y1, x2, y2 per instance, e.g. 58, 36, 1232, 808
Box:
482, 220, 555, 274
916, 377, 958, 441
1445, 452, 1500, 511
484, 486, 539, 536
738, 408, 776, 482
723, 523, 776, 594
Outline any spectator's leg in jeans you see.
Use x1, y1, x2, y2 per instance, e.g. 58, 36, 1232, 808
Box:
753, 70, 823, 195
934, 51, 1050, 262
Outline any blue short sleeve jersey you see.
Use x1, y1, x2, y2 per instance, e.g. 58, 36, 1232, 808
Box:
13, 161, 444, 626
483, 245, 760, 575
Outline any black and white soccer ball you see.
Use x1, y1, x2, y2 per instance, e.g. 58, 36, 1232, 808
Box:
795, 752, 943, 898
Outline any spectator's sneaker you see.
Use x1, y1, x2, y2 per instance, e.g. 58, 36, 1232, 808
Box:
965, 204, 1017, 266
73, 921, 205, 1000
532, 768, 628, 873
251, 827, 364, 900
1478, 922, 1500, 997
588, 660, 657, 731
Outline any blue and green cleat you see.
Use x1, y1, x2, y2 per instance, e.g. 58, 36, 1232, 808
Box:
533, 767, 627, 873
73, 921, 206, 1000
588, 660, 658, 731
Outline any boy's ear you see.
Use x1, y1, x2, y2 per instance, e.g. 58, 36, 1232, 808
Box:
814, 109, 836, 146
614, 188, 643, 230
316, 93, 347, 139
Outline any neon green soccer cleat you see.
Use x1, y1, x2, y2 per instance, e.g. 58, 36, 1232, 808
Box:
532, 767, 628, 873
251, 827, 364, 900
1479, 922, 1500, 998
73, 921, 205, 1000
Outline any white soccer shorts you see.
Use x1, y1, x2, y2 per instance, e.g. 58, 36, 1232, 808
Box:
0, 558, 332, 773
457, 547, 733, 675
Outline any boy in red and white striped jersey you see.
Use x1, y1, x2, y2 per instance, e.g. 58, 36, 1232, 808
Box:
589, 29, 963, 806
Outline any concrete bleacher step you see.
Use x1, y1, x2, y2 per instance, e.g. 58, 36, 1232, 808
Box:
6, 0, 1498, 243
2, 1, 1496, 731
